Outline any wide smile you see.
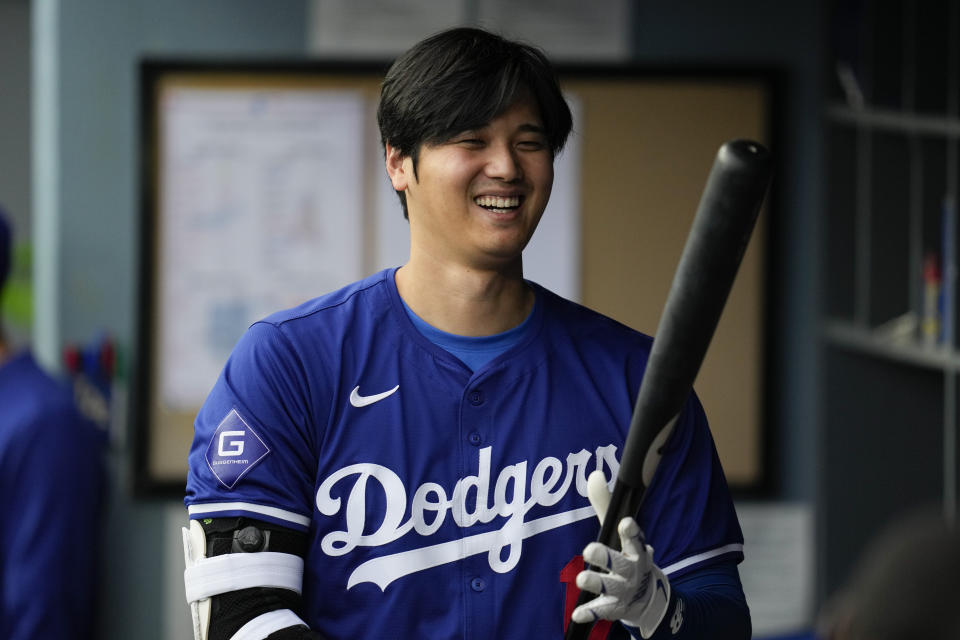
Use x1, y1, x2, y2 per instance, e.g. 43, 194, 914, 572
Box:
473, 194, 524, 213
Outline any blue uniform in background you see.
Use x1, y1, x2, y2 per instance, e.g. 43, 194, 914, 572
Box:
0, 351, 105, 640
186, 268, 744, 638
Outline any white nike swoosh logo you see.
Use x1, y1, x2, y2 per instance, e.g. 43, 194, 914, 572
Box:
349, 385, 399, 407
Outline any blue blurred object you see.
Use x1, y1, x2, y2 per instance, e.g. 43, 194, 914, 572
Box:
0, 203, 11, 291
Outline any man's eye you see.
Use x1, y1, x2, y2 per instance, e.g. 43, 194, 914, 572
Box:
518, 140, 546, 150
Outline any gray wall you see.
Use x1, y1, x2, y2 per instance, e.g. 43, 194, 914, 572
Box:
51, 0, 311, 348
9, 1, 823, 637
0, 1, 32, 256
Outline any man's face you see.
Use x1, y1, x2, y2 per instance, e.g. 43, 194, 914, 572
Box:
387, 96, 554, 270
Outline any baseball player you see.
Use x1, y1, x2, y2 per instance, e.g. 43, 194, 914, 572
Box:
184, 27, 750, 639
0, 207, 106, 639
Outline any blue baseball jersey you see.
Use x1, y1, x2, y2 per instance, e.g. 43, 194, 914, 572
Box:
185, 268, 744, 639
0, 351, 105, 640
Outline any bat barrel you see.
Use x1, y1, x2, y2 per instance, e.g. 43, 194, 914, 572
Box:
617, 139, 772, 488
563, 140, 772, 640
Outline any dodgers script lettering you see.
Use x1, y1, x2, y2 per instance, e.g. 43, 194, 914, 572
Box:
315, 444, 620, 590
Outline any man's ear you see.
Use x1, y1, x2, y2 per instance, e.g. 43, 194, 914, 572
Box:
385, 144, 411, 192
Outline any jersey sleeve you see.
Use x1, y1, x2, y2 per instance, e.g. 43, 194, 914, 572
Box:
637, 390, 745, 580
185, 320, 322, 531
650, 562, 751, 639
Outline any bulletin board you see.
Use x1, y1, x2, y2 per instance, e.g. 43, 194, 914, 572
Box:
135, 60, 779, 496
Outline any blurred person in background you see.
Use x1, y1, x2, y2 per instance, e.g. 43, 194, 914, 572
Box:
0, 205, 106, 639
816, 507, 960, 640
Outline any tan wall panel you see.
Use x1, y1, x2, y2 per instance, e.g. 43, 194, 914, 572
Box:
566, 79, 769, 486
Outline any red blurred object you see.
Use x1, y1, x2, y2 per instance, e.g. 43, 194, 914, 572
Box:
924, 252, 941, 282
98, 338, 115, 379
63, 345, 82, 374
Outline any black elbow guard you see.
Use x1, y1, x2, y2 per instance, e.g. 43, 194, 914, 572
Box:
183, 516, 325, 640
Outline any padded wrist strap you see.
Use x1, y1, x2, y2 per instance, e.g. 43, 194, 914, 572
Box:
185, 552, 304, 603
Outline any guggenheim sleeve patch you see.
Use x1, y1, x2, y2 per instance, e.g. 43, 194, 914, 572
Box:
205, 408, 271, 489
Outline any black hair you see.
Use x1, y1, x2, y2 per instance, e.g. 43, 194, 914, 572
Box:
377, 27, 573, 218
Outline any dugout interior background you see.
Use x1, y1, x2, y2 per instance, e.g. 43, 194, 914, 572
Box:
136, 63, 776, 498
3, 3, 831, 638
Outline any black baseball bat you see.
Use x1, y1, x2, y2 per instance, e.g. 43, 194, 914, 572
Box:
564, 139, 772, 639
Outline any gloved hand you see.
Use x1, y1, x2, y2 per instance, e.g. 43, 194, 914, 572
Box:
571, 470, 671, 639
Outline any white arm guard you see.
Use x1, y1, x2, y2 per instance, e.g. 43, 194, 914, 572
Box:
183, 520, 213, 640
182, 519, 309, 640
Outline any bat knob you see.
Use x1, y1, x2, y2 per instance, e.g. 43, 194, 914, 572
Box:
719, 139, 772, 176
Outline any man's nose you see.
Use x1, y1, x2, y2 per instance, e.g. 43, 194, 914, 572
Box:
484, 142, 523, 182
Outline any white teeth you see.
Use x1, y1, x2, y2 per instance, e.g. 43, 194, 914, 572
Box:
475, 195, 520, 209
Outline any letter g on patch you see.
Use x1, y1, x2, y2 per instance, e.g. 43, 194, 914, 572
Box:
218, 430, 246, 456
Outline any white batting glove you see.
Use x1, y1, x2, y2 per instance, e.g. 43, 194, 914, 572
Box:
571, 471, 671, 638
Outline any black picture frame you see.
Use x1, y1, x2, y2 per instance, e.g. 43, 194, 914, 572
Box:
133, 59, 781, 498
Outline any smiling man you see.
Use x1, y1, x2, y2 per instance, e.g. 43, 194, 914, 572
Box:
387, 94, 550, 338
183, 27, 750, 640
